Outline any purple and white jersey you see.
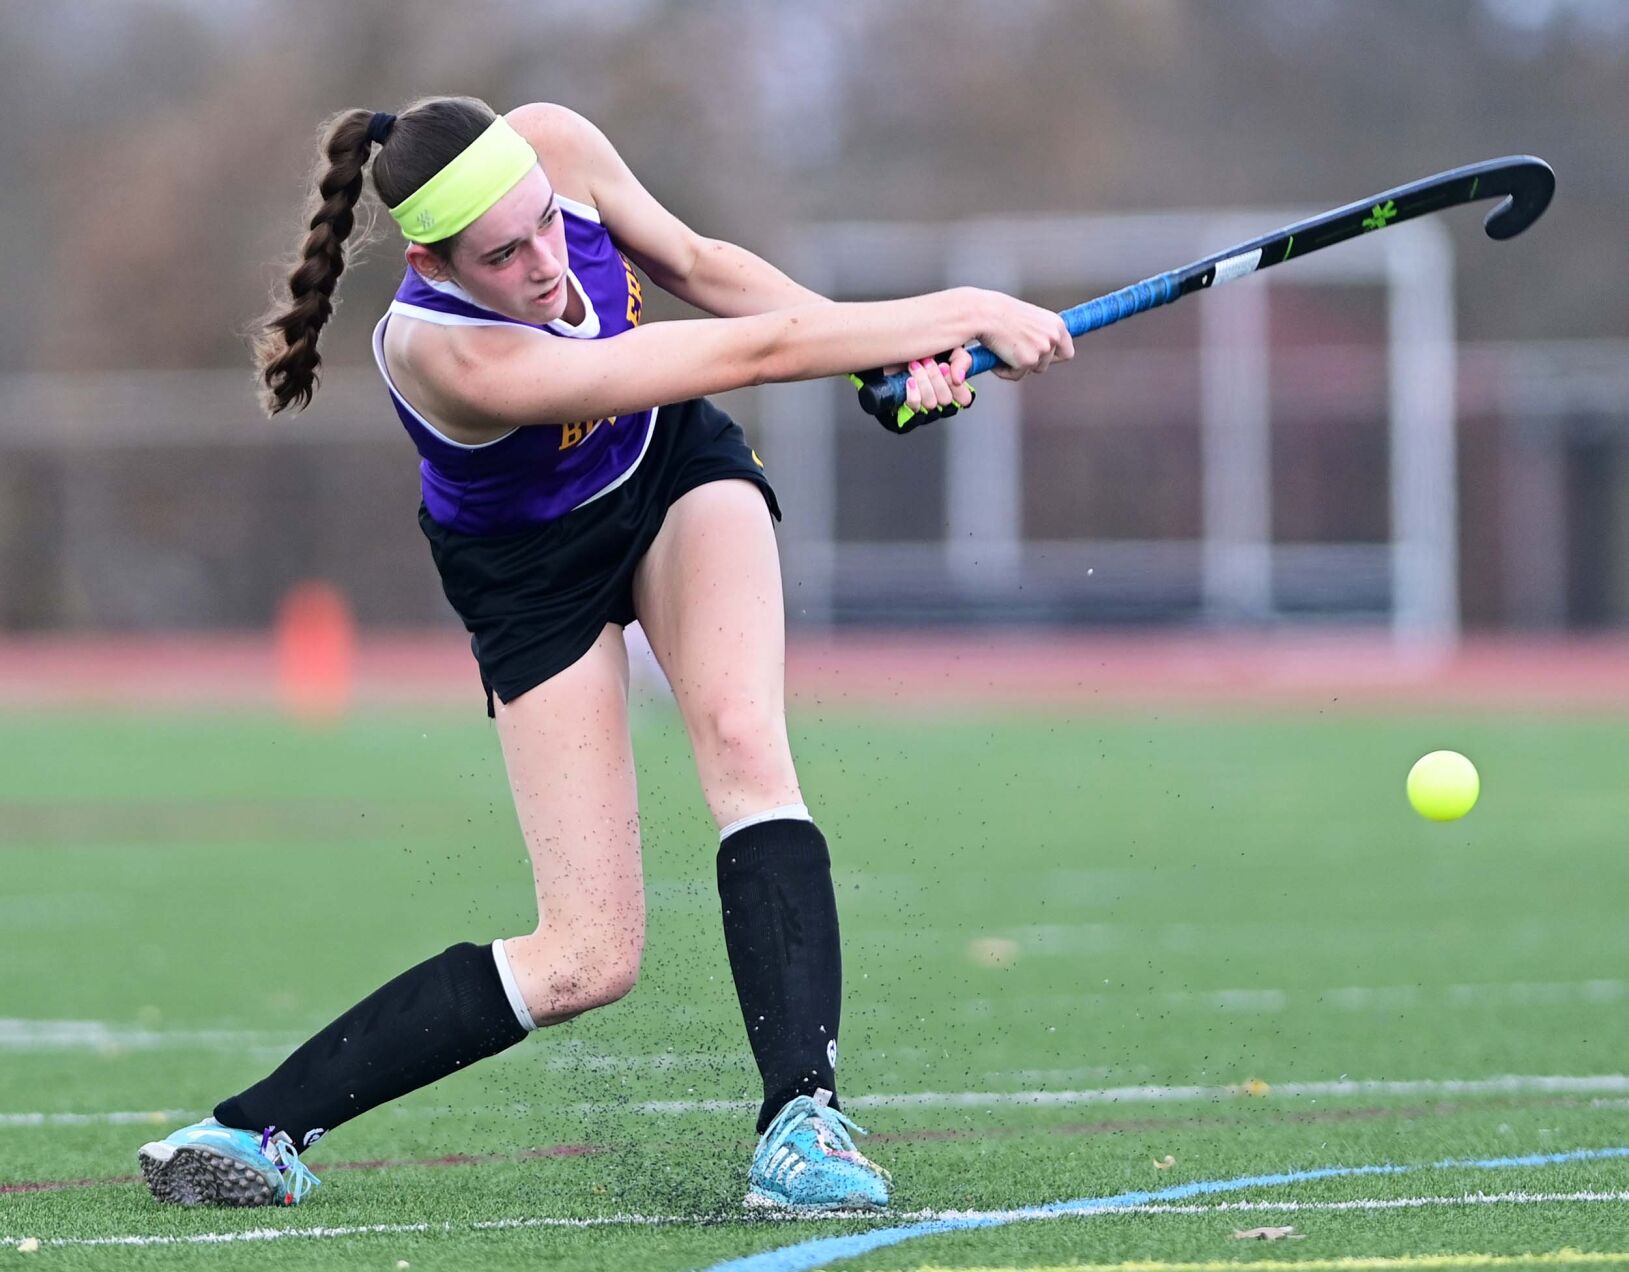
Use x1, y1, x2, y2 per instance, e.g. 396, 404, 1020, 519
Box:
371, 194, 652, 536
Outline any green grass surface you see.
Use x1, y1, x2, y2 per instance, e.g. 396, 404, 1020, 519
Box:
3, 706, 1628, 1270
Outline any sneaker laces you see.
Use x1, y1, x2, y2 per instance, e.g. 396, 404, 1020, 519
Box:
259, 1128, 320, 1205
759, 1090, 886, 1177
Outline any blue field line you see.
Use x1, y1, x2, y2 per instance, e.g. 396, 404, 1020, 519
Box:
697, 1146, 1629, 1272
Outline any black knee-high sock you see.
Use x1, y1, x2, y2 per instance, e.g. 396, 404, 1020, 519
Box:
213, 942, 528, 1150
717, 818, 843, 1133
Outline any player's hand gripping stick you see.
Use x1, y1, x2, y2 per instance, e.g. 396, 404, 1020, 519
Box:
849, 361, 977, 435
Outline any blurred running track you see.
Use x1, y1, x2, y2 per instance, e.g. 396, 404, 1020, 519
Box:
2, 631, 1628, 711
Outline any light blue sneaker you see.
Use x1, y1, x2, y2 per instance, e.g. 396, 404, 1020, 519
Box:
138, 1118, 320, 1207
746, 1089, 889, 1211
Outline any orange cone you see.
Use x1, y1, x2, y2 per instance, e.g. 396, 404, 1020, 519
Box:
275, 581, 355, 722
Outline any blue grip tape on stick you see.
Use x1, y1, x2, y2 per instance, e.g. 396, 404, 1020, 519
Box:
1059, 271, 1182, 337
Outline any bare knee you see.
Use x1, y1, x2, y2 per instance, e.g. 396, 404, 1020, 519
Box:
696, 697, 790, 776
505, 929, 643, 1023
542, 951, 641, 1021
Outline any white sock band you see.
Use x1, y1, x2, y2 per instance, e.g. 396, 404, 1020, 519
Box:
718, 802, 812, 842
491, 938, 537, 1033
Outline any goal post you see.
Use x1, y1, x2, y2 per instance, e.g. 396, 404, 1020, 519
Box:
763, 211, 1458, 649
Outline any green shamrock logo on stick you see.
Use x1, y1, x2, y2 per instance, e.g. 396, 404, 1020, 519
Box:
1361, 200, 1398, 232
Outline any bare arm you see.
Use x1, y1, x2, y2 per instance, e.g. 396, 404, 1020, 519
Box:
509, 103, 826, 316
656, 237, 828, 317
435, 288, 1003, 433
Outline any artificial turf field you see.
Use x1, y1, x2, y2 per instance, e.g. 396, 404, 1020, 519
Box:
3, 705, 1628, 1270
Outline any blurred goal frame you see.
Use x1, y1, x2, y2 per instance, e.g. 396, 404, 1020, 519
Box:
763, 211, 1457, 650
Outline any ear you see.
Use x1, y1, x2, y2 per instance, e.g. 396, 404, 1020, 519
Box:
405, 242, 454, 284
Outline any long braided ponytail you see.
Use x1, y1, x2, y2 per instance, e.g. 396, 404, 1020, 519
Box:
252, 96, 496, 417
253, 108, 375, 416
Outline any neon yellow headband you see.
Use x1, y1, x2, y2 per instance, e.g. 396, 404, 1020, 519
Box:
388, 117, 538, 244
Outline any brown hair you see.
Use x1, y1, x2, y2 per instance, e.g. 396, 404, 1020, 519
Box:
252, 96, 496, 416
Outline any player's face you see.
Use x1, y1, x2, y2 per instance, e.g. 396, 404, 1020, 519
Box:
447, 166, 571, 323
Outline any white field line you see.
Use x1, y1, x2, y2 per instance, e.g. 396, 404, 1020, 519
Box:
0, 1019, 726, 1073
0, 1019, 286, 1053
1100, 1191, 1629, 1215
4, 979, 1623, 1052
0, 1109, 192, 1128
10, 1073, 1629, 1128
6, 1191, 1629, 1250
962, 981, 1629, 1017
613, 1073, 1629, 1115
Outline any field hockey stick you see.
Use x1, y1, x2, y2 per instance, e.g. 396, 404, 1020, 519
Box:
853, 154, 1554, 430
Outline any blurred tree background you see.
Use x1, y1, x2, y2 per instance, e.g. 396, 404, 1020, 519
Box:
0, 0, 1624, 630
4, 0, 1623, 372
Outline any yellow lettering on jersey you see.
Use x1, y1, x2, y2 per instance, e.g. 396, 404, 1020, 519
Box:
557, 257, 640, 450
621, 253, 644, 327
558, 414, 620, 451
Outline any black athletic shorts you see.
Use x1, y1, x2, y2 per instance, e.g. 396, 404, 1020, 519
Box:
419, 396, 781, 716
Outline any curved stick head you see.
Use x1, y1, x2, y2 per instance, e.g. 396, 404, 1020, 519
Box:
1483, 156, 1556, 240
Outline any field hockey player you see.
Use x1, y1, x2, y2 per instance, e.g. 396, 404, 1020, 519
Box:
135, 96, 1072, 1212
